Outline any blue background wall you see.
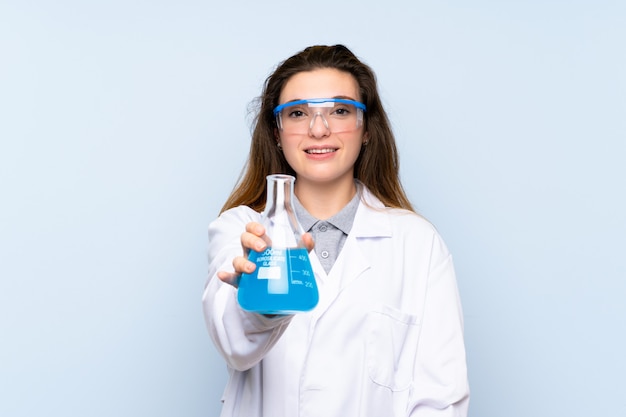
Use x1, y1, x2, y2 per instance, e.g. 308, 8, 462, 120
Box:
1, 1, 624, 416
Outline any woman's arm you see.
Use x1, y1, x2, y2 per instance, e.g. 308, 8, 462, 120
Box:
202, 208, 294, 371
409, 233, 470, 416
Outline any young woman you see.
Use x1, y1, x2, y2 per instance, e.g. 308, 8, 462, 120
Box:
203, 45, 469, 417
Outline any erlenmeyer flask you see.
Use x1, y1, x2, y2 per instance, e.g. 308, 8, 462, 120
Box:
237, 174, 319, 314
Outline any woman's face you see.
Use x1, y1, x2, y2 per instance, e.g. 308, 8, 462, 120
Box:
276, 68, 367, 188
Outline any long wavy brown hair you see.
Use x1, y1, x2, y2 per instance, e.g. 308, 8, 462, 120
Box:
220, 44, 414, 214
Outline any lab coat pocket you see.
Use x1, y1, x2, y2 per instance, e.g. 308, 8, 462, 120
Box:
366, 305, 421, 391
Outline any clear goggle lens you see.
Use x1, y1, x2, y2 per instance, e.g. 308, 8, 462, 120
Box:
274, 98, 366, 134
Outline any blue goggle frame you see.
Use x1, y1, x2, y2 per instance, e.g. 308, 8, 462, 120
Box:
273, 98, 367, 116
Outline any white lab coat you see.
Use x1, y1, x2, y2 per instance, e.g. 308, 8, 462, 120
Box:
203, 186, 469, 417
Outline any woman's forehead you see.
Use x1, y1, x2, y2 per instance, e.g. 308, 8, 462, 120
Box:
279, 68, 360, 103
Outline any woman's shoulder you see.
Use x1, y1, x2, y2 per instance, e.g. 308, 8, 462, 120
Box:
220, 204, 260, 219
359, 186, 437, 232
380, 208, 452, 260
385, 207, 438, 234
209, 205, 261, 230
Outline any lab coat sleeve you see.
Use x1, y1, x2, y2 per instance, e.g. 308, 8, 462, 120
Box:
408, 232, 470, 417
202, 207, 293, 372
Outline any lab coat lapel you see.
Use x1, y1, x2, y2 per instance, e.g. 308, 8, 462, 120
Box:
312, 229, 371, 319
328, 188, 392, 293
310, 188, 392, 318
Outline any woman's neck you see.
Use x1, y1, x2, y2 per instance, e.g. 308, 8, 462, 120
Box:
294, 178, 357, 220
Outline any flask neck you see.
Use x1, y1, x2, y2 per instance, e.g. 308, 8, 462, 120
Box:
261, 174, 304, 249
265, 174, 295, 214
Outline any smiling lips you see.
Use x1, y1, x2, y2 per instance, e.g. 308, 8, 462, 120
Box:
305, 148, 337, 154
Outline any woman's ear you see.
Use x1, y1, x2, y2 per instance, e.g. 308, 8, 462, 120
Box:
274, 128, 282, 149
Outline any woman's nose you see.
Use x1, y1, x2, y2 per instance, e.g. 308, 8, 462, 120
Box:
308, 112, 330, 137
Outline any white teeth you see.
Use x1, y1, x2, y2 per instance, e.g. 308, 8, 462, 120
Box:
306, 148, 336, 154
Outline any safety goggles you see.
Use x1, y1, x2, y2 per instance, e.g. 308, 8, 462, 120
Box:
273, 98, 366, 134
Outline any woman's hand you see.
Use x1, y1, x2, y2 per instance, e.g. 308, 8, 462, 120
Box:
217, 222, 314, 288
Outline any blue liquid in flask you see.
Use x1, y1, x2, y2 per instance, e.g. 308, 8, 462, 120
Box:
238, 247, 318, 314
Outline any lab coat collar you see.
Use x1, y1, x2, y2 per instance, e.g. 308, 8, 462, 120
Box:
350, 184, 392, 239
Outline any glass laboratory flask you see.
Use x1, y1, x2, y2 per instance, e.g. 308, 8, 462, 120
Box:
237, 174, 319, 314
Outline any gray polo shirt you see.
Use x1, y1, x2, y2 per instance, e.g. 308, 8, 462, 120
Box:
293, 189, 360, 274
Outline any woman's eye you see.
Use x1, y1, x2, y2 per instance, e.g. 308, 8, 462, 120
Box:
333, 107, 350, 116
288, 110, 306, 118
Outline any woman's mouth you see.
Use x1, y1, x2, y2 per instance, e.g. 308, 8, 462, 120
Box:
305, 148, 337, 154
